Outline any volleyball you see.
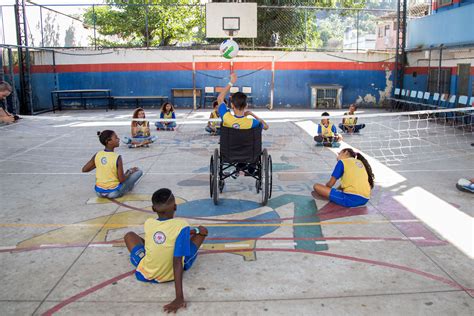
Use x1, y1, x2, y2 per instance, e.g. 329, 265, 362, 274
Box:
220, 39, 239, 59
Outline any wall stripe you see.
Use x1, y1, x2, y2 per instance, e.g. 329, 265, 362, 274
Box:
17, 61, 394, 74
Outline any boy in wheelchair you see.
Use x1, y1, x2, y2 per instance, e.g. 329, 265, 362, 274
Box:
217, 72, 269, 177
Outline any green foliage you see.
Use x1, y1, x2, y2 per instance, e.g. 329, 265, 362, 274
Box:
81, 0, 394, 49
83, 0, 204, 47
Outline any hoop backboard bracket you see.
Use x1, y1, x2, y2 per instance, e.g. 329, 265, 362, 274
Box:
206, 3, 257, 38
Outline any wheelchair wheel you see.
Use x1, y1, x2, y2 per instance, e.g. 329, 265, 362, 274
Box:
212, 148, 219, 205
268, 154, 273, 199
260, 149, 270, 206
209, 154, 214, 198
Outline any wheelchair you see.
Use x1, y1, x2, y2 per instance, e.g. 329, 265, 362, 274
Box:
209, 126, 272, 206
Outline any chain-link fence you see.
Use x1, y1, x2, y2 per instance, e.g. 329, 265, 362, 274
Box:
1, 3, 402, 52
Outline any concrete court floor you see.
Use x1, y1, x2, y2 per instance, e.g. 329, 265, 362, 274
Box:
0, 109, 473, 316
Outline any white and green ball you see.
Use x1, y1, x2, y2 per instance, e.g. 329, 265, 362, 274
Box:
220, 39, 239, 59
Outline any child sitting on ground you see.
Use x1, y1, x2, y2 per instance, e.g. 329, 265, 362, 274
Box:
313, 148, 374, 207
82, 130, 143, 198
123, 108, 157, 148
314, 112, 342, 147
339, 103, 366, 133
124, 188, 208, 313
155, 102, 177, 131
0, 82, 19, 124
456, 178, 474, 193
205, 100, 221, 135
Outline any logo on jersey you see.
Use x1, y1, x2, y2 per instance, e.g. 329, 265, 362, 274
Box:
153, 231, 166, 244
101, 157, 107, 165
355, 161, 363, 168
232, 123, 240, 129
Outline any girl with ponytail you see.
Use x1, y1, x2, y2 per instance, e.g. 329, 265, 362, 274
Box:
82, 130, 143, 198
313, 148, 374, 207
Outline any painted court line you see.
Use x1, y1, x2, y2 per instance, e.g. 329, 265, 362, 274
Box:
88, 244, 114, 248
271, 242, 297, 247
224, 244, 250, 248
0, 134, 69, 163
40, 248, 474, 315
0, 246, 16, 250
315, 240, 341, 245
0, 219, 422, 229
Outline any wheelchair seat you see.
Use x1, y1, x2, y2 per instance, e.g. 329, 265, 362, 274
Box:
220, 126, 262, 164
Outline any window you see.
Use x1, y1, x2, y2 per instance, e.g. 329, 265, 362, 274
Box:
428, 68, 451, 94
393, 21, 398, 31
437, 0, 452, 7
384, 25, 390, 36
457, 64, 470, 96
378, 27, 384, 38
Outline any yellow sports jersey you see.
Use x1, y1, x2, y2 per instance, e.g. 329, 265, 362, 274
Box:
210, 110, 220, 128
343, 113, 357, 126
95, 150, 120, 190
163, 112, 174, 119
320, 122, 335, 137
136, 218, 189, 282
135, 121, 150, 137
340, 158, 371, 198
218, 103, 260, 129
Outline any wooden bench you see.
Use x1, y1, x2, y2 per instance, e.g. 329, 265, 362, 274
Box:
112, 96, 168, 109
51, 89, 112, 112
171, 88, 202, 107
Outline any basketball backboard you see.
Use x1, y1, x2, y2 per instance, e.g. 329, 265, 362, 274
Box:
205, 2, 257, 38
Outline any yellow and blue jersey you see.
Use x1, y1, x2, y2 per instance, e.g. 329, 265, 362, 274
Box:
317, 121, 337, 137
218, 103, 261, 129
94, 150, 121, 192
136, 217, 190, 282
331, 157, 371, 198
134, 121, 150, 138
209, 110, 221, 129
343, 112, 357, 126
160, 111, 176, 120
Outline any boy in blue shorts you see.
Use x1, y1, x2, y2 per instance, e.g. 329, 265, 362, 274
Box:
124, 188, 208, 313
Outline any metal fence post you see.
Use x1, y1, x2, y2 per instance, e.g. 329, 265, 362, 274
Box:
356, 10, 359, 53
40, 6, 44, 47
145, 2, 149, 48
92, 4, 97, 50
304, 9, 307, 51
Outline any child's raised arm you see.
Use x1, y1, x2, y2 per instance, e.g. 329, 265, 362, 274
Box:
82, 154, 96, 172
217, 72, 237, 105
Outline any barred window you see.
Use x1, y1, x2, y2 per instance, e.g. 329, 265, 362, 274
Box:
428, 68, 451, 94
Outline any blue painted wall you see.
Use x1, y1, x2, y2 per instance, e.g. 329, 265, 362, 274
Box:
407, 4, 474, 49
403, 73, 474, 97
37, 68, 389, 109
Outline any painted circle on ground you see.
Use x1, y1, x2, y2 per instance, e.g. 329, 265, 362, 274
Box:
176, 198, 281, 244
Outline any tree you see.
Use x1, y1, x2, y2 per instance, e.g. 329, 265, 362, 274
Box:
64, 24, 76, 47
37, 11, 61, 47
83, 0, 204, 47
239, 0, 369, 49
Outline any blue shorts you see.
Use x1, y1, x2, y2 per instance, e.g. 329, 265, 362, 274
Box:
329, 188, 369, 207
130, 243, 199, 283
